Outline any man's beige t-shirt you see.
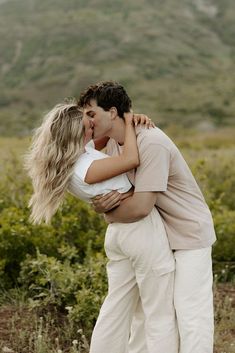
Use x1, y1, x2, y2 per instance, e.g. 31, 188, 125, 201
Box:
106, 126, 216, 250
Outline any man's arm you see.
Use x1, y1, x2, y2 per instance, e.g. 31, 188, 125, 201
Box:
92, 133, 170, 220
104, 192, 157, 223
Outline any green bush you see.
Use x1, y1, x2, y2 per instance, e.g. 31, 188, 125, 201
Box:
19, 249, 108, 338
0, 133, 235, 338
0, 198, 106, 289
0, 154, 107, 289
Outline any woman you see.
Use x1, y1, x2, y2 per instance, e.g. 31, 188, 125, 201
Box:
25, 100, 178, 353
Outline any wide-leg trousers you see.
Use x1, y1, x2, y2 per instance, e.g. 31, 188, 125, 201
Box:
128, 247, 214, 353
89, 207, 179, 353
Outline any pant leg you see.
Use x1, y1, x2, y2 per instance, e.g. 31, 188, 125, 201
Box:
89, 228, 139, 353
174, 247, 214, 353
128, 247, 214, 353
129, 276, 178, 353
136, 267, 178, 353
119, 208, 178, 353
128, 298, 147, 353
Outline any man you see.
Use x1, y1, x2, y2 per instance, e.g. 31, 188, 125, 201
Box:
79, 81, 216, 353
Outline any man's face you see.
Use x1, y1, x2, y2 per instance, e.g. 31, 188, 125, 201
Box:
83, 99, 113, 139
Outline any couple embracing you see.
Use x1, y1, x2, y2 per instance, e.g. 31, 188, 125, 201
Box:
26, 81, 216, 353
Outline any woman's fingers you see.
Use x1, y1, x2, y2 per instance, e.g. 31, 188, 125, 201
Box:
124, 112, 156, 128
133, 113, 155, 128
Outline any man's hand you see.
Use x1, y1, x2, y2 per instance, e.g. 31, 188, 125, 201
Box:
92, 191, 121, 213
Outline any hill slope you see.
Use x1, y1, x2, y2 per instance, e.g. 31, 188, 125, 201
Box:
0, 0, 235, 135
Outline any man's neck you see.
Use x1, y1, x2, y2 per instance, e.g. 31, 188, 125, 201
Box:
108, 117, 126, 145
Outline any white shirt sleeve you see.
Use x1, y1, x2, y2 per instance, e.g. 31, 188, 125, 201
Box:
75, 153, 96, 182
68, 141, 132, 202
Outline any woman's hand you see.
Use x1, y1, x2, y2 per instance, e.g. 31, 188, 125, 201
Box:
124, 112, 155, 128
133, 113, 155, 128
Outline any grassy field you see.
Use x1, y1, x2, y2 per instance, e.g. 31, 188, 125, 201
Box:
0, 283, 234, 353
1, 0, 235, 350
0, 128, 234, 352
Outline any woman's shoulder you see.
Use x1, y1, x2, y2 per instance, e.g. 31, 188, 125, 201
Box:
72, 141, 109, 182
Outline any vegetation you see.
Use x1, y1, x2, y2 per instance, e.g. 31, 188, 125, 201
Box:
0, 284, 233, 352
0, 127, 234, 351
0, 0, 235, 135
0, 0, 234, 350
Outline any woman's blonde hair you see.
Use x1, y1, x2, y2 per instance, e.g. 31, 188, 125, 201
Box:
25, 99, 84, 224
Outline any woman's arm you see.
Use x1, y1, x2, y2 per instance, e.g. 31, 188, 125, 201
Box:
93, 114, 154, 151
85, 113, 139, 184
84, 114, 154, 151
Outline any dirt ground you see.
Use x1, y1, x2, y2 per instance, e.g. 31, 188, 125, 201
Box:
0, 283, 234, 352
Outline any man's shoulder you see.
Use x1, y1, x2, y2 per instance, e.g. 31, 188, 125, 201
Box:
136, 126, 174, 151
106, 126, 177, 155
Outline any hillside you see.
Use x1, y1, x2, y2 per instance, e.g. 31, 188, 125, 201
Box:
0, 0, 235, 135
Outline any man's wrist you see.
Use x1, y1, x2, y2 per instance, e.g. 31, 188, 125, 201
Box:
103, 211, 114, 224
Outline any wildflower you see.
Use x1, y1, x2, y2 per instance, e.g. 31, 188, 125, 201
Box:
65, 306, 73, 312
72, 340, 78, 346
2, 347, 15, 353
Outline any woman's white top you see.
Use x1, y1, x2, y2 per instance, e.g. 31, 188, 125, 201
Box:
68, 140, 132, 203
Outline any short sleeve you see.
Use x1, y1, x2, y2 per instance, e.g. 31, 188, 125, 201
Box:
75, 153, 94, 182
135, 142, 170, 192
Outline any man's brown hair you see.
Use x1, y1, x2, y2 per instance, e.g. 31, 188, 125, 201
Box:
78, 81, 132, 118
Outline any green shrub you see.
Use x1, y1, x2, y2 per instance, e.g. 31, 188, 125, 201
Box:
19, 249, 108, 338
0, 133, 235, 292
0, 153, 107, 288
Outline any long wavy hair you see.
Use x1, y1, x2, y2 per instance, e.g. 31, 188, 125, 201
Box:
25, 99, 84, 224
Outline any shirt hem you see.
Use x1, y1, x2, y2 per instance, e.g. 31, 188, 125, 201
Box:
135, 185, 167, 192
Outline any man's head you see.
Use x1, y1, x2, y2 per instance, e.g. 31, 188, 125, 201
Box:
79, 81, 132, 139
79, 81, 132, 118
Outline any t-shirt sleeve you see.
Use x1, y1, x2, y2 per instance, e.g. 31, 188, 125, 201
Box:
76, 154, 95, 182
134, 141, 170, 192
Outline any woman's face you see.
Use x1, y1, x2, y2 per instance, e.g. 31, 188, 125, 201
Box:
82, 115, 94, 144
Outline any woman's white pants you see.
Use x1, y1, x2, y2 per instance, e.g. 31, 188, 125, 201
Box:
89, 208, 178, 353
128, 247, 214, 353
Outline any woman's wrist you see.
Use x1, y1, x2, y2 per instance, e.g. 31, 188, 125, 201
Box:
124, 112, 134, 126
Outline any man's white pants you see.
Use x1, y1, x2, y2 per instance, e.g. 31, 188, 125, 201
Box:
89, 208, 178, 353
128, 247, 214, 353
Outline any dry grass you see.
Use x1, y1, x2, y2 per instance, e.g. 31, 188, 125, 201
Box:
214, 283, 235, 353
0, 283, 234, 353
0, 306, 89, 353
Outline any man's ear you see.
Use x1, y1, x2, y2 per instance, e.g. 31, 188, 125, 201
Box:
109, 107, 118, 120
